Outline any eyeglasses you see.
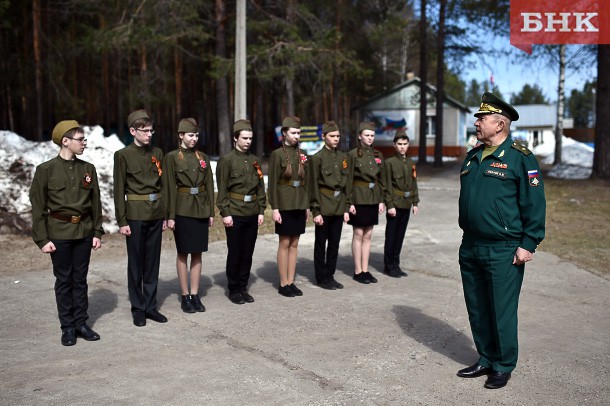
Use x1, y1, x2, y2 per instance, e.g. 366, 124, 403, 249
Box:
137, 128, 155, 134
68, 137, 87, 143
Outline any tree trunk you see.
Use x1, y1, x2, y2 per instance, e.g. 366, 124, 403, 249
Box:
285, 0, 296, 116
592, 45, 610, 179
234, 0, 247, 120
434, 0, 446, 168
32, 0, 43, 140
215, 0, 232, 156
553, 44, 565, 165
175, 47, 183, 119
418, 0, 427, 164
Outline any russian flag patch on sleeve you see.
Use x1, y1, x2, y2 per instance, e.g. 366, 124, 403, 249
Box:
528, 170, 540, 187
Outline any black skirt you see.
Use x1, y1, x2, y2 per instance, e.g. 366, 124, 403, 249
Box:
275, 210, 306, 235
174, 215, 209, 254
348, 204, 379, 227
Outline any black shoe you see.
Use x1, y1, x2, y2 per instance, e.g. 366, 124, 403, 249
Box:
457, 363, 492, 378
181, 295, 196, 313
229, 292, 245, 304
133, 313, 146, 327
396, 267, 408, 277
363, 272, 378, 283
318, 281, 336, 290
384, 268, 402, 278
146, 309, 168, 323
484, 371, 511, 389
353, 272, 370, 284
191, 294, 206, 312
61, 328, 76, 346
278, 285, 295, 297
289, 283, 303, 296
330, 278, 344, 289
76, 324, 100, 341
240, 291, 255, 303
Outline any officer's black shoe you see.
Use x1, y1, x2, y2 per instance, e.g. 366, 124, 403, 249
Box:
181, 295, 196, 313
76, 324, 100, 341
363, 272, 378, 283
396, 267, 408, 277
289, 283, 303, 296
240, 291, 255, 303
133, 313, 146, 327
278, 285, 296, 297
353, 272, 370, 284
484, 371, 511, 389
384, 268, 402, 278
146, 309, 168, 323
318, 280, 337, 290
330, 278, 344, 289
229, 292, 245, 304
61, 328, 76, 346
191, 294, 206, 312
457, 363, 492, 378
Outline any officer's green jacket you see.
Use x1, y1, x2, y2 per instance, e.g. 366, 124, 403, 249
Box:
308, 146, 349, 217
113, 143, 165, 226
216, 148, 266, 217
458, 135, 546, 252
30, 155, 104, 248
345, 146, 386, 205
384, 153, 420, 210
163, 148, 214, 220
268, 145, 308, 210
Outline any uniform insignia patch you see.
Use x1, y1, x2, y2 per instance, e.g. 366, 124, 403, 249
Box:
200, 159, 207, 169
528, 169, 540, 186
342, 159, 348, 169
485, 169, 506, 178
83, 173, 92, 187
490, 162, 508, 169
467, 161, 471, 166
498, 150, 505, 158
253, 161, 263, 179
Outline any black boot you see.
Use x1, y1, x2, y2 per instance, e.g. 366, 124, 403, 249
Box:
190, 294, 206, 312
181, 295, 196, 313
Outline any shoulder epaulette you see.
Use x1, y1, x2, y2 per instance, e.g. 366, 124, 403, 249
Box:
511, 141, 531, 155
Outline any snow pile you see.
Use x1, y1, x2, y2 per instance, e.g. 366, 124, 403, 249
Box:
533, 135, 593, 179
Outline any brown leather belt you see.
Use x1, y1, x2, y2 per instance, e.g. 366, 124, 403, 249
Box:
177, 185, 205, 195
393, 190, 411, 198
228, 192, 255, 202
49, 211, 90, 224
319, 186, 342, 197
278, 179, 304, 187
354, 180, 376, 189
126, 193, 160, 201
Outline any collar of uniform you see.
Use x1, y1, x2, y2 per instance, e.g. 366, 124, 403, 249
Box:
491, 136, 514, 161
234, 148, 249, 157
323, 146, 336, 155
56, 154, 76, 163
130, 142, 151, 154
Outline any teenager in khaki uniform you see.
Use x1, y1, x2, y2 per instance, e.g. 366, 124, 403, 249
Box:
164, 118, 214, 313
113, 110, 167, 327
268, 116, 309, 297
383, 130, 419, 278
30, 120, 104, 346
457, 93, 546, 389
346, 122, 387, 284
308, 120, 349, 290
216, 119, 266, 304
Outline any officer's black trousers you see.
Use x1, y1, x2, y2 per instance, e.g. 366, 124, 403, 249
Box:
384, 208, 411, 270
50, 237, 93, 329
225, 215, 259, 294
126, 219, 162, 316
314, 215, 344, 284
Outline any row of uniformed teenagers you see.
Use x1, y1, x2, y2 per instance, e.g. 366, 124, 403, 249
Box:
30, 111, 419, 346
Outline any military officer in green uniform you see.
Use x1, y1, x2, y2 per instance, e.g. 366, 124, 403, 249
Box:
457, 93, 546, 389
216, 119, 266, 304
30, 120, 104, 346
113, 110, 168, 327
308, 120, 350, 290
383, 129, 419, 278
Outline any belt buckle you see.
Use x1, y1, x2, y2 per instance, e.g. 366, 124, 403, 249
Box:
243, 195, 253, 202
292, 181, 301, 187
368, 182, 375, 189
189, 187, 199, 195
148, 193, 159, 202
404, 191, 411, 198
333, 190, 341, 197
70, 215, 80, 224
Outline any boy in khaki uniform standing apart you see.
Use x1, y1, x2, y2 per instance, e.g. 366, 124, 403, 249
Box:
114, 110, 167, 327
30, 120, 104, 346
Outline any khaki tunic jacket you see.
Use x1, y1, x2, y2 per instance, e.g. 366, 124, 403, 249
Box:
113, 143, 165, 226
308, 147, 349, 217
268, 145, 308, 211
163, 149, 214, 219
384, 153, 420, 210
30, 156, 104, 248
345, 146, 387, 205
216, 149, 266, 217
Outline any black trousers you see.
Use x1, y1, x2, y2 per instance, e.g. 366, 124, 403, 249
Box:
50, 237, 93, 329
225, 215, 259, 294
314, 215, 344, 283
384, 208, 411, 270
126, 219, 163, 316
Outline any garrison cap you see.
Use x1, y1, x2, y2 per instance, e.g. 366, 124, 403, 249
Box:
52, 120, 80, 146
322, 120, 339, 134
393, 128, 409, 142
178, 118, 198, 133
474, 92, 519, 121
358, 121, 375, 133
233, 119, 252, 133
282, 116, 301, 129
127, 109, 150, 128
